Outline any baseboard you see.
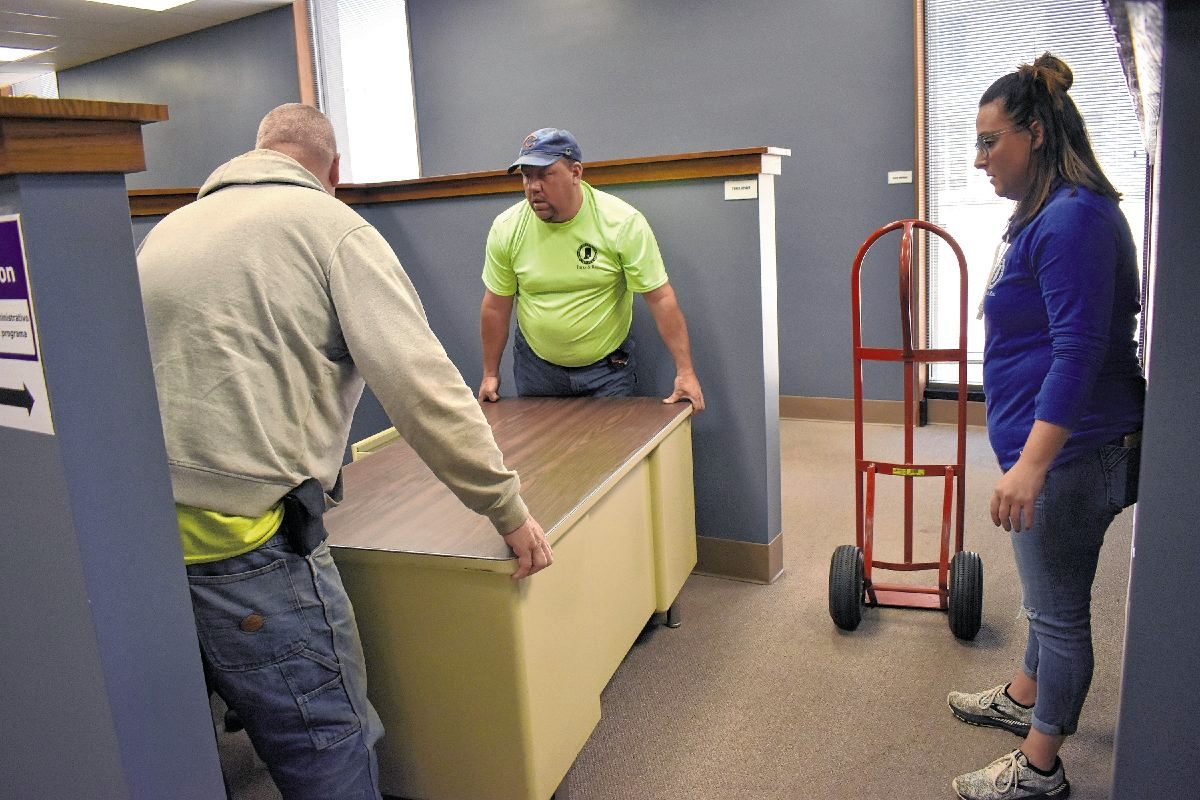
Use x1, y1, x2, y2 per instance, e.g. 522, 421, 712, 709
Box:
694, 532, 784, 584
779, 395, 985, 427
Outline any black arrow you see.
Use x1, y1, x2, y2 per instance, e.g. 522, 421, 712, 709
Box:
0, 383, 34, 414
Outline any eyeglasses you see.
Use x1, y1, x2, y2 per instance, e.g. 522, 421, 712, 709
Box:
974, 127, 1026, 156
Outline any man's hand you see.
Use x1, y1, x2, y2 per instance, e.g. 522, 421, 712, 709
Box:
478, 375, 501, 403
664, 371, 705, 413
990, 460, 1047, 533
502, 516, 553, 580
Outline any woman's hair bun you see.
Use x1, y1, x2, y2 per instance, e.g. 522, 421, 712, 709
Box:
1021, 52, 1073, 96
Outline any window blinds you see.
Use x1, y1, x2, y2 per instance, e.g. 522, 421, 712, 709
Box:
925, 0, 1146, 385
311, 0, 420, 183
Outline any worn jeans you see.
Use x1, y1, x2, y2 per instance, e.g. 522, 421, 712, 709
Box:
187, 534, 384, 799
1011, 442, 1136, 736
513, 326, 637, 397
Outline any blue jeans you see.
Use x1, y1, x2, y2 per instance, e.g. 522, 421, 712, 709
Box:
513, 326, 637, 397
1011, 443, 1134, 736
187, 534, 383, 800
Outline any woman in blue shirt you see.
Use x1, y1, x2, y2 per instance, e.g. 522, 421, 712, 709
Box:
947, 54, 1145, 800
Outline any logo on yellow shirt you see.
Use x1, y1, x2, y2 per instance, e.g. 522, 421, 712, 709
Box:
576, 242, 598, 267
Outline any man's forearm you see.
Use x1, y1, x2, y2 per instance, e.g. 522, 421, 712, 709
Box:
659, 313, 695, 374
480, 296, 513, 376
646, 290, 696, 374
481, 319, 508, 375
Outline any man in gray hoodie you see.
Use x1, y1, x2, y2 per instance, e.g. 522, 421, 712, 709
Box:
138, 103, 551, 800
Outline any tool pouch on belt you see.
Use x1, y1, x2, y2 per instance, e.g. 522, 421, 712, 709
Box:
280, 473, 342, 556
1102, 432, 1142, 510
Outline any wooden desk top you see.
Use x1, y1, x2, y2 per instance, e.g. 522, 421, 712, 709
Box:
325, 397, 692, 561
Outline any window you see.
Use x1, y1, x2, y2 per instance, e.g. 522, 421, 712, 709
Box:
7, 71, 59, 99
310, 0, 420, 183
925, 0, 1146, 386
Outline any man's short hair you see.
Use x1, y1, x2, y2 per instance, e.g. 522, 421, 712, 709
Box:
255, 103, 337, 163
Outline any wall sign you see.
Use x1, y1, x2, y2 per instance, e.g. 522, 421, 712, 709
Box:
0, 215, 54, 435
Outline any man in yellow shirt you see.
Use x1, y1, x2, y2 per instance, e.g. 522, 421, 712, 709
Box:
478, 128, 705, 411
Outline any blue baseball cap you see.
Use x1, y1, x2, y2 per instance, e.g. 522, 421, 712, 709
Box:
507, 128, 582, 173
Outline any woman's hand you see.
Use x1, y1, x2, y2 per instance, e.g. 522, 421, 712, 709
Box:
991, 460, 1048, 532
991, 420, 1071, 532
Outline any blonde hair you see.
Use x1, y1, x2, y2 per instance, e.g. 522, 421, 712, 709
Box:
255, 103, 337, 164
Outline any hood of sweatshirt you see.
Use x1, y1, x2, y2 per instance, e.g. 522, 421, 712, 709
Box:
197, 148, 328, 201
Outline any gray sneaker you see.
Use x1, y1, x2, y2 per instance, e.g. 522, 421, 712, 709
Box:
953, 749, 1070, 799
948, 684, 1033, 737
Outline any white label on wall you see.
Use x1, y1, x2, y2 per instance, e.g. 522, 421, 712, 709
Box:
724, 179, 758, 200
887, 170, 914, 184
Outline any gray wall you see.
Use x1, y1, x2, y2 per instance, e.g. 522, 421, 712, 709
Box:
1111, 2, 1200, 796
120, 0, 916, 402
0, 174, 222, 799
58, 6, 298, 189
405, 0, 917, 400
357, 179, 780, 543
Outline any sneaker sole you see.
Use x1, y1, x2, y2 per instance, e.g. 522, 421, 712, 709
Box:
954, 779, 1069, 800
947, 699, 1032, 737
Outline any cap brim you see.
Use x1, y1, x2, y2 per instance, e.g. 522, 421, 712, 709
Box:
507, 152, 563, 173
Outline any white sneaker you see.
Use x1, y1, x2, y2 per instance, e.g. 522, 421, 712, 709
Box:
948, 684, 1033, 737
952, 749, 1070, 800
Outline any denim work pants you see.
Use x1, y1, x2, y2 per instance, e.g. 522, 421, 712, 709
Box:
1011, 443, 1134, 736
513, 326, 637, 397
188, 534, 384, 800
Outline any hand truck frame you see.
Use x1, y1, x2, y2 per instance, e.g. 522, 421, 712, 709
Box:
828, 219, 983, 640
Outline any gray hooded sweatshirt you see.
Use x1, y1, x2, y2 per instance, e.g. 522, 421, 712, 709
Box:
138, 149, 527, 535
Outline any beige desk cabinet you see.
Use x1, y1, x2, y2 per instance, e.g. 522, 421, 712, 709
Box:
325, 397, 697, 800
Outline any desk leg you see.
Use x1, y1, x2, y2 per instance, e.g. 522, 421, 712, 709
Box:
666, 603, 682, 628
649, 604, 682, 629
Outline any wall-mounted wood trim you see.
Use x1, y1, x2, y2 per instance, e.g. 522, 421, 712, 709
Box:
127, 146, 789, 217
0, 97, 167, 123
292, 1, 317, 107
127, 188, 201, 216
0, 97, 167, 176
779, 394, 986, 428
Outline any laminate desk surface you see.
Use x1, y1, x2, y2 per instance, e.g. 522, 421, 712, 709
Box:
325, 397, 692, 560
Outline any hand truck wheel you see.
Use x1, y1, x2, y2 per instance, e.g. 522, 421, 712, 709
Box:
948, 550, 984, 640
829, 544, 865, 631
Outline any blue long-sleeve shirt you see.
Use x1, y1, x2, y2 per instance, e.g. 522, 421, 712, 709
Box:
982, 184, 1145, 471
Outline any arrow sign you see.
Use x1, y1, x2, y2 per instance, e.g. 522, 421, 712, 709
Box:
0, 383, 34, 414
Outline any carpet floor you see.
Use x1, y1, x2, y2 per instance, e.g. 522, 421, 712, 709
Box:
217, 418, 1132, 800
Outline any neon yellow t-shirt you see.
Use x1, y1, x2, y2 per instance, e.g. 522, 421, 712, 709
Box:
176, 502, 284, 565
482, 181, 668, 367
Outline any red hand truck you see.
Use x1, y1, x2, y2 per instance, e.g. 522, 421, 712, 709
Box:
828, 219, 983, 640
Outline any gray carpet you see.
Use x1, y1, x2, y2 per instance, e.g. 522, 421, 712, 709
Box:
218, 418, 1132, 799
